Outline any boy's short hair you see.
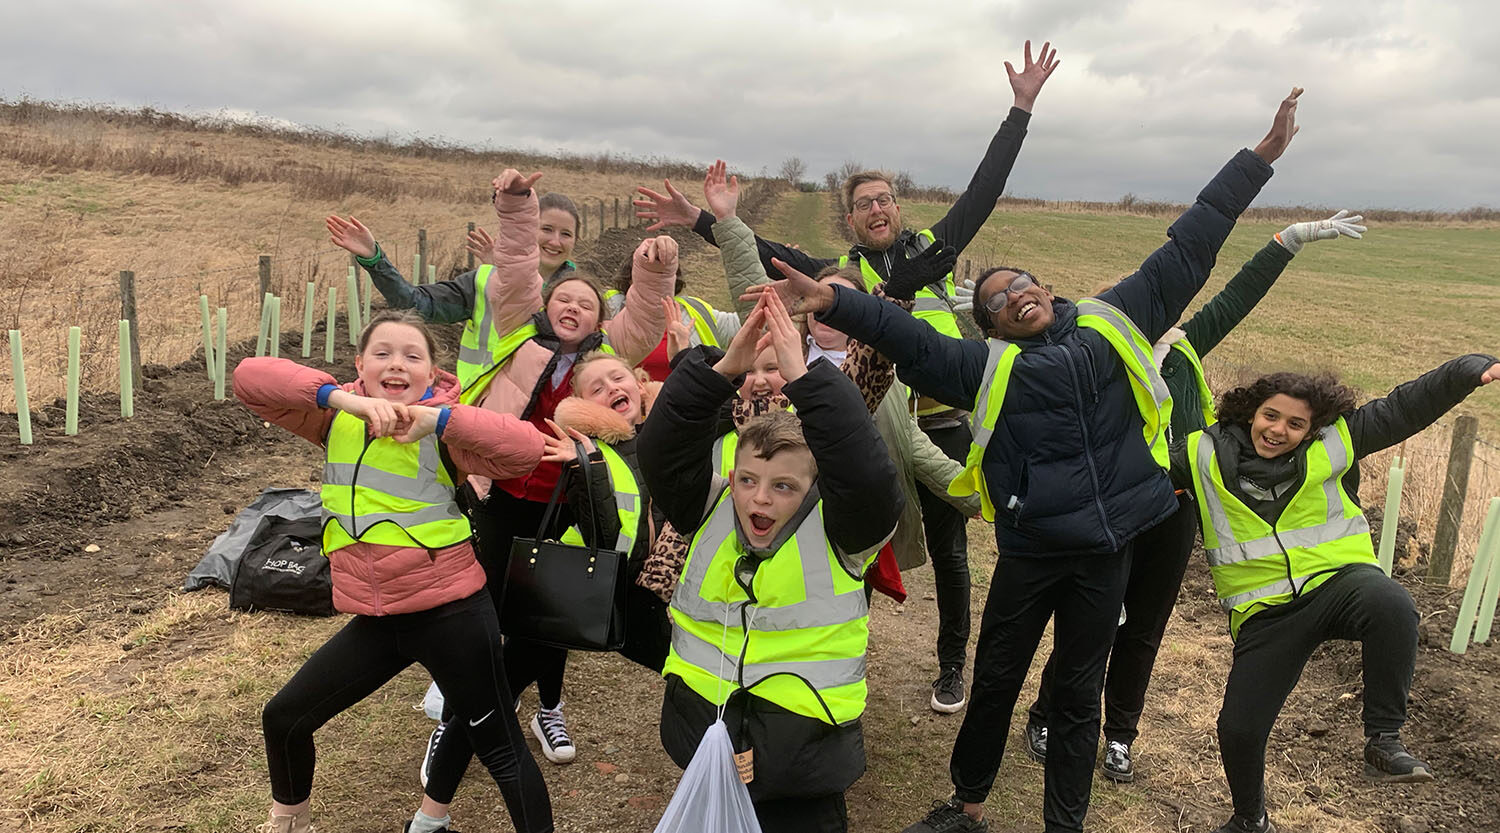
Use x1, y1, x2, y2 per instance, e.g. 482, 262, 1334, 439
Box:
735, 410, 815, 475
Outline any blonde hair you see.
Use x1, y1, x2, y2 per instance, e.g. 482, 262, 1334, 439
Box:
571, 351, 649, 396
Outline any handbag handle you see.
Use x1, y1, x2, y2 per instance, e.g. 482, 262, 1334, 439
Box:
534, 439, 608, 558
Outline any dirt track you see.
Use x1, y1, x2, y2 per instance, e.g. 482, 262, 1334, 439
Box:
3, 220, 1500, 832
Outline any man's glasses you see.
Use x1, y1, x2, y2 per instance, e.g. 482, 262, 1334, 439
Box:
982, 272, 1038, 314
851, 193, 895, 212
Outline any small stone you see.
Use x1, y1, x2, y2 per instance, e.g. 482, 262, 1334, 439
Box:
1304, 783, 1324, 799
923, 593, 936, 601
627, 795, 663, 811
1305, 719, 1330, 738
1338, 692, 1356, 702
9, 533, 27, 546
604, 744, 620, 755
613, 773, 629, 784
222, 504, 236, 515
1397, 815, 1429, 833
594, 762, 618, 775
84, 543, 101, 553
262, 421, 271, 429
909, 716, 921, 726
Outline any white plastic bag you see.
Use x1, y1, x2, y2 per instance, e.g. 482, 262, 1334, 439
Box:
421, 680, 444, 721
653, 719, 763, 833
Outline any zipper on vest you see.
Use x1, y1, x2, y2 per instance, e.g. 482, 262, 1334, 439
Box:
350, 433, 375, 539
1062, 346, 1119, 551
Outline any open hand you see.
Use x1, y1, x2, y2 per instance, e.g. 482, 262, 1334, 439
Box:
541, 418, 596, 464
758, 290, 807, 384
703, 160, 741, 221
494, 169, 544, 198
663, 298, 692, 359
1006, 40, 1060, 112
634, 179, 701, 231
1253, 87, 1303, 165
465, 226, 498, 268
391, 405, 441, 443
326, 216, 377, 259
739, 259, 837, 316
1275, 209, 1366, 253
884, 239, 958, 300
953, 277, 976, 312
714, 302, 769, 379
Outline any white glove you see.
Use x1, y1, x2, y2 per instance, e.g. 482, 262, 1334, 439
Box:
1275, 209, 1366, 254
952, 277, 975, 312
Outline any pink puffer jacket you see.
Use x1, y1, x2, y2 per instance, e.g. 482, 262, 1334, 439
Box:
232, 357, 545, 615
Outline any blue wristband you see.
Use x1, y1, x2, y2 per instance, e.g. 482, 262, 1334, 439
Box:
435, 406, 452, 437
316, 384, 338, 408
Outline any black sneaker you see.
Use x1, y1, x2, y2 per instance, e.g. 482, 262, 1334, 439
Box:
1363, 732, 1435, 783
1102, 740, 1134, 783
930, 667, 967, 714
1024, 721, 1047, 764
530, 704, 577, 764
419, 720, 447, 788
1212, 813, 1275, 833
901, 797, 988, 832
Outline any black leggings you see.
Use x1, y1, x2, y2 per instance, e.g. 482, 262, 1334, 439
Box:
261, 589, 552, 832
1030, 494, 1197, 745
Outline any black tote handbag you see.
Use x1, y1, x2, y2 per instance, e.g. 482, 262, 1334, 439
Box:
499, 443, 629, 651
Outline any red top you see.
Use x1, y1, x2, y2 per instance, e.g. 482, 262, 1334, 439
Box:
497, 364, 577, 503
636, 333, 672, 383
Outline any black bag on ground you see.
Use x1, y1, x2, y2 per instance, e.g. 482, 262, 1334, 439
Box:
229, 515, 334, 616
500, 444, 628, 651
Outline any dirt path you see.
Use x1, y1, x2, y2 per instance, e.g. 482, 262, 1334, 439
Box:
755, 190, 846, 259
4, 188, 1500, 832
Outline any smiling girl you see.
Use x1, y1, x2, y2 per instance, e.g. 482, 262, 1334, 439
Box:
1171, 355, 1500, 833
232, 311, 553, 833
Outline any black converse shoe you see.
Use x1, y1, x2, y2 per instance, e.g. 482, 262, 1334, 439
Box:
1212, 812, 1275, 833
1102, 740, 1134, 783
901, 797, 989, 832
419, 720, 447, 788
530, 703, 576, 764
1024, 721, 1048, 764
1363, 732, 1435, 782
930, 667, 967, 714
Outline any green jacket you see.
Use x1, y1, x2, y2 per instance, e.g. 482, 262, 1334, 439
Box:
1163, 240, 1294, 437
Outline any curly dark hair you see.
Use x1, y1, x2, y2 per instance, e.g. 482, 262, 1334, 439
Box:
970, 265, 1033, 333
1216, 372, 1358, 434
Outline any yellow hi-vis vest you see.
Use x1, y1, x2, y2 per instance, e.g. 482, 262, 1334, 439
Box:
1170, 338, 1217, 426
711, 431, 738, 477
560, 443, 643, 555
320, 410, 472, 554
839, 229, 959, 340
675, 296, 720, 348
948, 298, 1173, 521
663, 489, 876, 725
456, 264, 538, 405
1187, 418, 1376, 639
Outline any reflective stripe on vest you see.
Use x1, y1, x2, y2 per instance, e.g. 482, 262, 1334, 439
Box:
559, 443, 642, 555
711, 431, 738, 478
676, 296, 720, 347
947, 298, 1171, 521
663, 489, 871, 724
1075, 298, 1173, 469
1170, 337, 1216, 426
320, 410, 472, 554
1188, 419, 1376, 638
456, 264, 541, 405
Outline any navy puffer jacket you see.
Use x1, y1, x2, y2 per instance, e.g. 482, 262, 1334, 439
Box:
818, 149, 1274, 557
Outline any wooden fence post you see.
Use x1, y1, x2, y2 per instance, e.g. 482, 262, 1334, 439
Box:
258, 256, 272, 310
118, 270, 141, 390
613, 197, 620, 228
598, 200, 605, 235
467, 222, 476, 271
1432, 415, 1480, 584
417, 228, 428, 286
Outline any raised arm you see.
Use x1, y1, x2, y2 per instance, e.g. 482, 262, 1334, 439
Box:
232, 356, 339, 445
328, 215, 476, 324
602, 236, 676, 363
1348, 354, 1500, 458
702, 160, 772, 318
1183, 211, 1364, 357
745, 261, 989, 408
928, 41, 1056, 252
487, 170, 548, 335
1098, 89, 1298, 341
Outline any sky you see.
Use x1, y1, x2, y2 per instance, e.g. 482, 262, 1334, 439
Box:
3, 0, 1498, 210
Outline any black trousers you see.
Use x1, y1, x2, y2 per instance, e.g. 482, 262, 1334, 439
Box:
915, 421, 973, 671
1219, 564, 1418, 819
755, 793, 848, 833
949, 549, 1132, 833
1029, 494, 1197, 745
261, 590, 553, 832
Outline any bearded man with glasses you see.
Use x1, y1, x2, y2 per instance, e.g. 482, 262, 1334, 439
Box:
741, 88, 1305, 833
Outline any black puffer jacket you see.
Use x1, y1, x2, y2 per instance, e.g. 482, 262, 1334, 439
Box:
818, 149, 1274, 558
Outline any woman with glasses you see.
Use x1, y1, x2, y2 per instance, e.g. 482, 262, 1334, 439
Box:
741, 88, 1304, 833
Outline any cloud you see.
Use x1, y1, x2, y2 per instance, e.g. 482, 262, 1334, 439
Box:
1, 0, 1496, 208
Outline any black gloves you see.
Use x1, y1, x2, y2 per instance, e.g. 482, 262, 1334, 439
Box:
881, 239, 958, 300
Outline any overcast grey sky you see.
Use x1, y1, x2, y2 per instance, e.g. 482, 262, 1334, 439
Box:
4, 0, 1497, 209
